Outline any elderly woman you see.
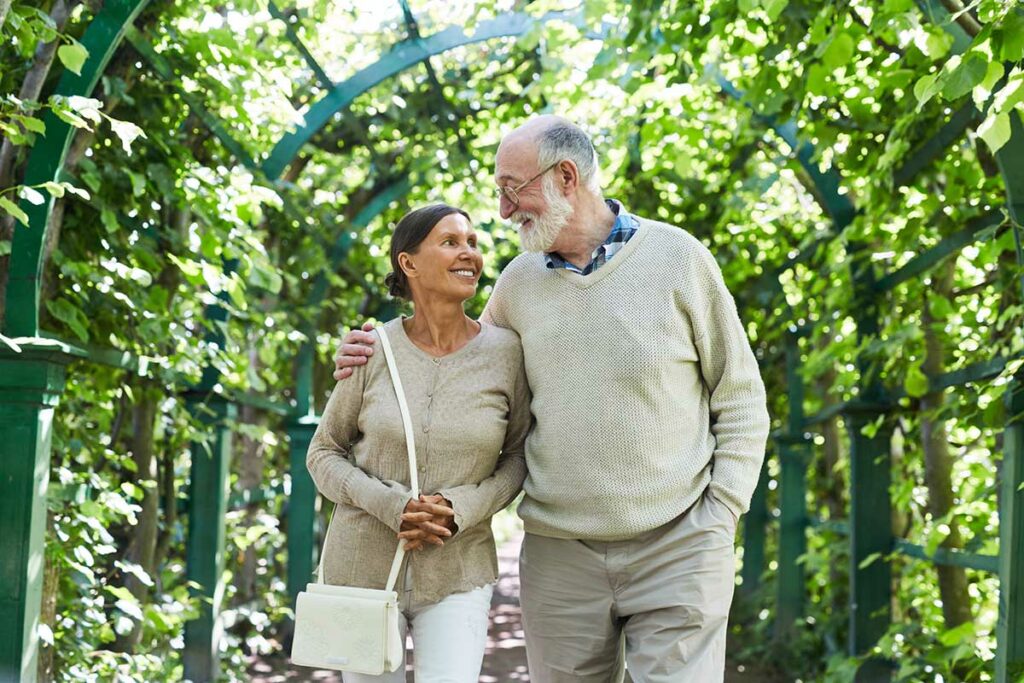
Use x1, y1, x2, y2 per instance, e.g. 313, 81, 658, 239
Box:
305, 204, 530, 682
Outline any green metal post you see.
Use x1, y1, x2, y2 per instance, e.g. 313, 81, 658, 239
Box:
295, 341, 314, 419
740, 461, 769, 597
775, 331, 810, 637
845, 234, 893, 681
997, 381, 1024, 682
183, 397, 235, 683
776, 436, 810, 635
844, 403, 893, 682
286, 418, 318, 607
0, 343, 81, 682
994, 111, 1024, 683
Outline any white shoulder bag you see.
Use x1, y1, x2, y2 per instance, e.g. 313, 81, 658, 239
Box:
291, 325, 418, 674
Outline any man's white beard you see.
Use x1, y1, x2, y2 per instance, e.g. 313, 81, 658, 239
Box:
512, 175, 573, 253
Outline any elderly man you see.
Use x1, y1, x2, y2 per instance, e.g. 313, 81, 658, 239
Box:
333, 116, 769, 682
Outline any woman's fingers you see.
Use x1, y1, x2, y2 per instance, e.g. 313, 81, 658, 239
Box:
405, 500, 454, 517
416, 521, 452, 536
398, 528, 445, 546
414, 502, 455, 516
399, 520, 451, 536
401, 511, 434, 523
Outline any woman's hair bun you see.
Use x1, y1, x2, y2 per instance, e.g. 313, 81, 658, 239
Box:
384, 271, 406, 299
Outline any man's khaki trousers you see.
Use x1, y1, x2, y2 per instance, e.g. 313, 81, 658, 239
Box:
519, 489, 738, 682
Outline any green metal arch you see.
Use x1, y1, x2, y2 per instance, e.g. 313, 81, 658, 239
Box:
711, 69, 856, 231
261, 9, 581, 180
3, 0, 153, 338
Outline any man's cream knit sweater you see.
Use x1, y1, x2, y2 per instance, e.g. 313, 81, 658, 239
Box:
482, 217, 770, 541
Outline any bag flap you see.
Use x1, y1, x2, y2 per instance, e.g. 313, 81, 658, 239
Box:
304, 583, 398, 603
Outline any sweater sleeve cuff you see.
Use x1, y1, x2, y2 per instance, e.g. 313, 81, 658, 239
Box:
349, 480, 412, 533
708, 483, 744, 523
436, 488, 473, 536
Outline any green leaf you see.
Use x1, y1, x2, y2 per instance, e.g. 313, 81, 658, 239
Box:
974, 61, 1005, 108
858, 552, 882, 570
20, 186, 45, 206
806, 63, 828, 94
225, 273, 248, 310
860, 415, 884, 438
942, 53, 988, 101
738, 0, 758, 12
45, 298, 89, 342
16, 116, 45, 135
41, 181, 65, 198
0, 240, 10, 257
978, 111, 1011, 154
57, 41, 89, 76
762, 0, 788, 20
63, 183, 89, 200
72, 545, 94, 567
822, 32, 854, 71
1001, 13, 1024, 62
992, 72, 1024, 114
916, 28, 953, 60
66, 95, 102, 124
108, 118, 146, 155
0, 196, 29, 225
101, 208, 119, 233
938, 622, 976, 648
913, 72, 943, 110
905, 364, 930, 398
201, 262, 223, 293
50, 107, 89, 129
126, 170, 146, 197
928, 294, 954, 320
250, 260, 283, 294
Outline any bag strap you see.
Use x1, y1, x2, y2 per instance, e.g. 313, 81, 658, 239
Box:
315, 324, 419, 591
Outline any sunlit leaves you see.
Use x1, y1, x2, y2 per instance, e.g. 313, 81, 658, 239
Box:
20, 185, 44, 205
977, 110, 1011, 153
0, 195, 28, 225
108, 119, 146, 155
821, 31, 855, 72
941, 52, 989, 100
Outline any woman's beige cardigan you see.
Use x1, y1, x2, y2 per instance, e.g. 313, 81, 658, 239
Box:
306, 317, 531, 605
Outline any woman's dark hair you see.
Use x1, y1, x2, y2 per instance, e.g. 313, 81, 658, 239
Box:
385, 204, 471, 300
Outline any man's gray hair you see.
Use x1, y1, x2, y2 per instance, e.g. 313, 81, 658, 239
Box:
536, 121, 602, 193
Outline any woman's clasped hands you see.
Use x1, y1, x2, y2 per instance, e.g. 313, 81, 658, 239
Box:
399, 494, 457, 551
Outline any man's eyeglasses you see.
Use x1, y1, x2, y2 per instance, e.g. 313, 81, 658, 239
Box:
495, 161, 560, 207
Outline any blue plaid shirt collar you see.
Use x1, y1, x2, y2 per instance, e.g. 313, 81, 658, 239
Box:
544, 199, 639, 275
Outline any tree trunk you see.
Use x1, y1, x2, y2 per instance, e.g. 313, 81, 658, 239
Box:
36, 512, 59, 682
112, 382, 160, 652
235, 377, 264, 604
0, 0, 71, 189
152, 208, 188, 577
920, 257, 973, 629
0, 0, 13, 34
